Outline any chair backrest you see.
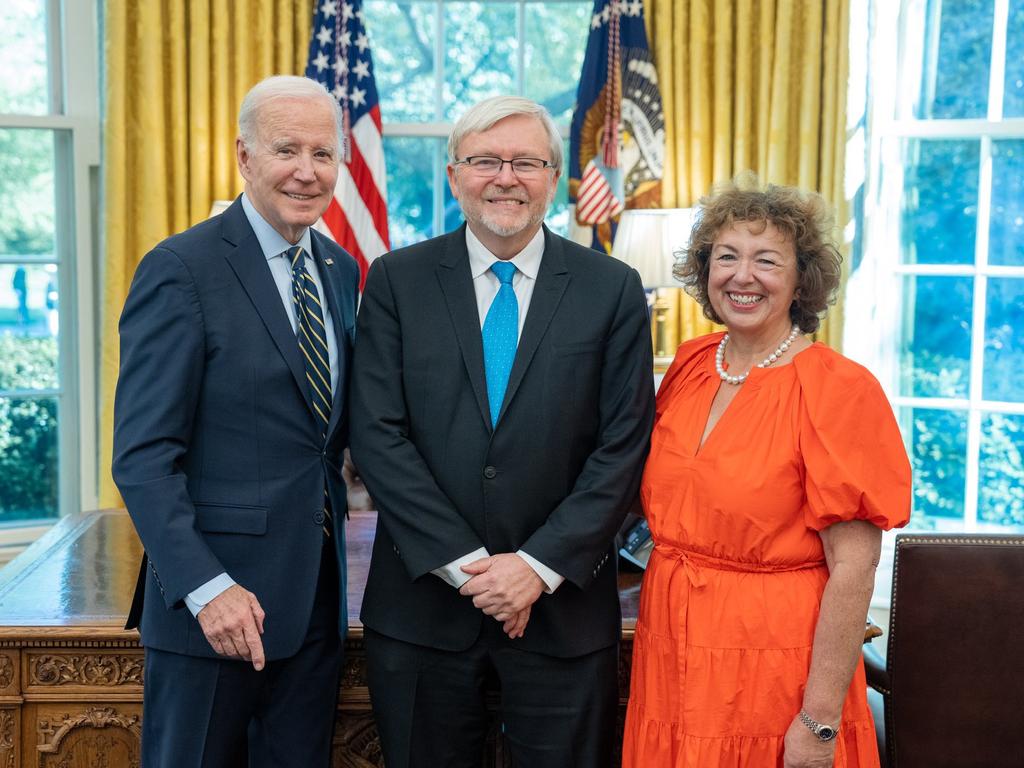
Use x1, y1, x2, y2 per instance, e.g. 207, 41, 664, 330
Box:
884, 533, 1024, 768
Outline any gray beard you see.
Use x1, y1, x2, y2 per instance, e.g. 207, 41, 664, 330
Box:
477, 207, 546, 238
464, 186, 555, 238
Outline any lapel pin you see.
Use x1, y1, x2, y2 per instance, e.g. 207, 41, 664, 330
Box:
324, 258, 334, 266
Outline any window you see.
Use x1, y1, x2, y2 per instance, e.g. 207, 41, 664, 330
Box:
856, 0, 1024, 548
364, 0, 592, 248
0, 0, 99, 529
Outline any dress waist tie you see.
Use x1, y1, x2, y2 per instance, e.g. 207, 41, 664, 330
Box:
652, 543, 825, 589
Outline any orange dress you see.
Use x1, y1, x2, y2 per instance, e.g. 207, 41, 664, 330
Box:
622, 333, 911, 768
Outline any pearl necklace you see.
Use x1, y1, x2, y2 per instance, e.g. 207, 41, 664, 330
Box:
715, 324, 801, 385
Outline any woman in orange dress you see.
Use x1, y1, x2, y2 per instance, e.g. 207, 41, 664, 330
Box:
622, 177, 911, 768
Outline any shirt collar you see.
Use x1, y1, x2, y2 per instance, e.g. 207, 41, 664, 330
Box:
240, 193, 314, 261
465, 225, 544, 280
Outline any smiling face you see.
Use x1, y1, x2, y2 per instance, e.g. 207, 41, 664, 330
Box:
446, 113, 559, 258
236, 95, 340, 244
707, 220, 800, 342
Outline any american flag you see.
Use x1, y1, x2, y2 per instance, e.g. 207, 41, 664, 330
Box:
305, 0, 390, 288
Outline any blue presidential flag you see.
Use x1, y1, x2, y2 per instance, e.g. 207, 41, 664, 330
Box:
569, 0, 664, 253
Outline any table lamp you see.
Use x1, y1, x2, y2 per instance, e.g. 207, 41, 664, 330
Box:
610, 208, 695, 368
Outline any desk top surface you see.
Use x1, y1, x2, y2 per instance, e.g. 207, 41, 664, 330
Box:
0, 509, 643, 633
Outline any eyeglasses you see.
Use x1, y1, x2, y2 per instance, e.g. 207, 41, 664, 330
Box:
454, 155, 556, 177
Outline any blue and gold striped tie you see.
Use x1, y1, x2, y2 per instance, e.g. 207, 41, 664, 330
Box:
289, 245, 333, 536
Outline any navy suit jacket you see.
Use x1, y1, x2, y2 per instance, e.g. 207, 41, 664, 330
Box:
113, 197, 359, 661
350, 225, 655, 658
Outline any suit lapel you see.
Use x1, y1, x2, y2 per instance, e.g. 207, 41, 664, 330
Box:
436, 226, 492, 430
499, 227, 569, 423
220, 199, 315, 416
311, 231, 352, 440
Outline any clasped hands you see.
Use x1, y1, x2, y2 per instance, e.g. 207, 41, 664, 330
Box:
459, 552, 545, 640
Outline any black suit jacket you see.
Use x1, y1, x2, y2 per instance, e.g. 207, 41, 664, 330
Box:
113, 197, 359, 661
350, 225, 654, 658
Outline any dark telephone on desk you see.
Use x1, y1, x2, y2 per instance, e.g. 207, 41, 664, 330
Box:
618, 518, 653, 570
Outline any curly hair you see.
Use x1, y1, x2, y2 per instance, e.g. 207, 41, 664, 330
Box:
674, 173, 843, 334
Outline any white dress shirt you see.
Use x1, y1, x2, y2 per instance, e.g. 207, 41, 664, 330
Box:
430, 226, 565, 594
184, 194, 338, 616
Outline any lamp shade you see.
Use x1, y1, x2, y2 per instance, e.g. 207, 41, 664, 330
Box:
609, 208, 695, 287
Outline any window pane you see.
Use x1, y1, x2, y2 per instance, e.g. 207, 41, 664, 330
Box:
902, 407, 967, 524
0, 264, 59, 390
979, 413, 1024, 528
0, 395, 58, 522
443, 2, 517, 121
0, 128, 56, 257
915, 0, 993, 119
384, 136, 443, 249
0, 0, 50, 115
984, 278, 1024, 402
1004, 0, 1024, 117
899, 276, 973, 398
989, 140, 1024, 266
524, 2, 590, 121
366, 1, 437, 123
899, 139, 979, 265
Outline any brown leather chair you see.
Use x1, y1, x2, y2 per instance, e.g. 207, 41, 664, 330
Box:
864, 533, 1024, 768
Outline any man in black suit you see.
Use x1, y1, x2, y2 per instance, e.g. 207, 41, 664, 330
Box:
349, 96, 655, 768
113, 75, 359, 767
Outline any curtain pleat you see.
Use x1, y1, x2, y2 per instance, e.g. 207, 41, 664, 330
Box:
99, 0, 313, 506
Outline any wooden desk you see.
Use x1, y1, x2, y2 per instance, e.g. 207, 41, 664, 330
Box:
0, 509, 642, 767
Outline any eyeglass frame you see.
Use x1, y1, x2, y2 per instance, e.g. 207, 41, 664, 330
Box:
452, 155, 558, 176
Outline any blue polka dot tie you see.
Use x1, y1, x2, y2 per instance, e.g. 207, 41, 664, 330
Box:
482, 261, 518, 428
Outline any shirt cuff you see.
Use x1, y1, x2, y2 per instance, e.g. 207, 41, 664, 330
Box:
517, 550, 565, 593
432, 547, 490, 589
184, 573, 236, 617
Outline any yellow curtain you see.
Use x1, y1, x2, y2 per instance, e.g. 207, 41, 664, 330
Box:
99, 0, 312, 506
646, 0, 850, 348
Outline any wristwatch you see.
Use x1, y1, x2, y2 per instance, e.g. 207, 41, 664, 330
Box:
798, 709, 839, 742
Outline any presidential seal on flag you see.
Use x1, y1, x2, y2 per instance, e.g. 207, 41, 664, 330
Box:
569, 0, 664, 253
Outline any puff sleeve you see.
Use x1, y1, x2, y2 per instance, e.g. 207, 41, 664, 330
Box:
795, 347, 912, 532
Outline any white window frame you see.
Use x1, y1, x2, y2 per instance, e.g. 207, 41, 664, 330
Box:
851, 0, 1024, 605
0, 0, 100, 553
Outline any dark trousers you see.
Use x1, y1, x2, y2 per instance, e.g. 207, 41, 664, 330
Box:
364, 621, 619, 768
141, 544, 342, 768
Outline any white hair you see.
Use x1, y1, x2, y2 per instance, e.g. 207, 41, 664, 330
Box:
447, 96, 563, 172
237, 75, 344, 148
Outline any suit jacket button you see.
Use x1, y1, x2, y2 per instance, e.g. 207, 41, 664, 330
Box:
483, 466, 497, 479
313, 510, 326, 525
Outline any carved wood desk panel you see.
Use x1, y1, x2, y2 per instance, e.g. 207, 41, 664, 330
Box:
0, 509, 641, 768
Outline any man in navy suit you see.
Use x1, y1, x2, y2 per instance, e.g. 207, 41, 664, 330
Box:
350, 96, 655, 768
113, 75, 359, 767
